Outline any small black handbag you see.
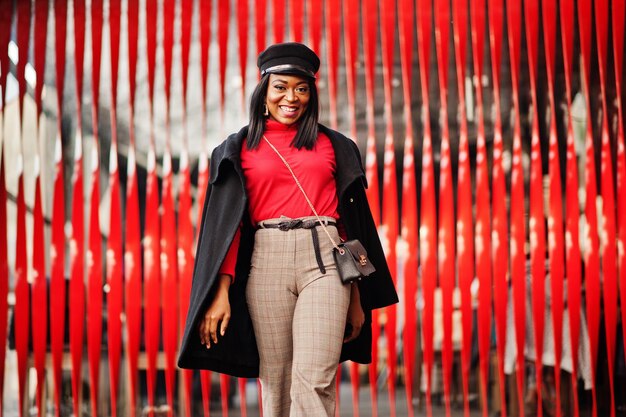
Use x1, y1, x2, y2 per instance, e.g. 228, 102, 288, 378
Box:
332, 239, 376, 284
263, 135, 376, 284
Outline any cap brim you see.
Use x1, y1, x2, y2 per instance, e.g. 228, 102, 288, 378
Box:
266, 67, 316, 79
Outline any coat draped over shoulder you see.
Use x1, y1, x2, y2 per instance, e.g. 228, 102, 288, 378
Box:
178, 125, 398, 377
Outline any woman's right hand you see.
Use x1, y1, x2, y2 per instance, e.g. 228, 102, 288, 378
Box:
199, 274, 232, 349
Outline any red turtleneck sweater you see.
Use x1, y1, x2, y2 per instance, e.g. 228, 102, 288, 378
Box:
218, 119, 342, 278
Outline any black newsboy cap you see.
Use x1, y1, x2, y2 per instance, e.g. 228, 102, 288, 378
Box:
257, 42, 320, 79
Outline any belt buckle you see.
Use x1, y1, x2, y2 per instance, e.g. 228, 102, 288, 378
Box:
278, 219, 302, 231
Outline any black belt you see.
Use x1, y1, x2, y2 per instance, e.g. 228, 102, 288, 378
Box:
259, 219, 336, 274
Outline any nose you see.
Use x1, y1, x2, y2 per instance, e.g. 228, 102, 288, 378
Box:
285, 88, 297, 102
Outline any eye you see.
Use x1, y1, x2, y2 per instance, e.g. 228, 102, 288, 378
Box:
273, 85, 286, 91
296, 86, 309, 94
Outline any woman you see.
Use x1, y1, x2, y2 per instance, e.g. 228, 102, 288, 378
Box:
178, 42, 398, 417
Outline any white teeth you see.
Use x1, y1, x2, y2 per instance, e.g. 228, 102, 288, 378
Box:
280, 106, 297, 113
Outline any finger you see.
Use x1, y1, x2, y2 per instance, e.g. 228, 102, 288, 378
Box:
220, 314, 230, 336
209, 315, 219, 344
204, 315, 214, 348
200, 319, 211, 348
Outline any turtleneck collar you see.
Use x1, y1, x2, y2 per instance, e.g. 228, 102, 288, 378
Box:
265, 118, 300, 132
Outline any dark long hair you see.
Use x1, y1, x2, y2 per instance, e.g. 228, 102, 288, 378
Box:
247, 74, 319, 150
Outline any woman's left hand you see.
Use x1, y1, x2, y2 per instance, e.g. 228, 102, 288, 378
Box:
344, 283, 365, 343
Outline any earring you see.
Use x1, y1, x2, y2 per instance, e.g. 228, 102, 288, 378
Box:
263, 104, 269, 116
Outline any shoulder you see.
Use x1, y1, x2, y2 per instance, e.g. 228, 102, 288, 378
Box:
210, 126, 249, 183
319, 125, 361, 157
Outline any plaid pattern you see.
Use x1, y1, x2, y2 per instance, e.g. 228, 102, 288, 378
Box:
246, 216, 351, 417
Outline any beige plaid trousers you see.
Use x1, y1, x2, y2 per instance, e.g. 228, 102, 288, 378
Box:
246, 216, 351, 417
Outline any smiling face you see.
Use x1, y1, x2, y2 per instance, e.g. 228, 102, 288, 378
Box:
265, 73, 311, 125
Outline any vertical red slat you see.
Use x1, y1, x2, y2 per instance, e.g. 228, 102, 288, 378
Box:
380, 2, 398, 415
146, 0, 157, 106
256, 0, 267, 58
345, 0, 362, 407
106, 1, 123, 415
541, 0, 565, 415
69, 141, 86, 414
400, 134, 418, 417
163, 0, 174, 105
594, 2, 617, 415
49, 4, 67, 417
0, 152, 7, 417
14, 8, 31, 411
238, 378, 248, 417
289, 0, 303, 42
178, 149, 194, 417
363, 0, 380, 413
124, 1, 141, 415
343, 0, 359, 139
161, 155, 178, 417
32, 2, 48, 416
487, 0, 508, 415
470, 1, 493, 415
218, 0, 229, 116
70, 2, 87, 414
419, 126, 437, 417
144, 1, 160, 414
559, 1, 581, 414
180, 1, 195, 415
416, 0, 435, 413
199, 1, 213, 412
0, 0, 13, 416
32, 176, 47, 417
365, 152, 380, 417
144, 149, 161, 417
14, 3, 30, 416
578, 1, 600, 415
124, 149, 142, 417
325, 0, 340, 129
200, 372, 213, 417
237, 0, 249, 109
613, 5, 626, 413
33, 0, 48, 124
221, 374, 231, 417
16, 0, 31, 130
451, 2, 473, 415
506, 0, 526, 415
69, 144, 85, 417
200, 0, 212, 113
196, 156, 212, 417
181, 0, 193, 110
87, 2, 104, 415
14, 176, 28, 417
106, 151, 123, 417
0, 0, 12, 107
381, 112, 399, 414
398, 0, 416, 414
524, 2, 546, 416
32, 183, 47, 410
0, 4, 10, 409
308, 0, 322, 54
161, 2, 178, 415
433, 0, 454, 415
272, 0, 285, 43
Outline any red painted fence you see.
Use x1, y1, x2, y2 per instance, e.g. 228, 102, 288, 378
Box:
1, 1, 625, 416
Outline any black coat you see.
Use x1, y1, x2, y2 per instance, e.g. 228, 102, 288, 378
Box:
178, 124, 398, 377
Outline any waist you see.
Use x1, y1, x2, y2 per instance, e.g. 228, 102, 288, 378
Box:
257, 216, 337, 231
